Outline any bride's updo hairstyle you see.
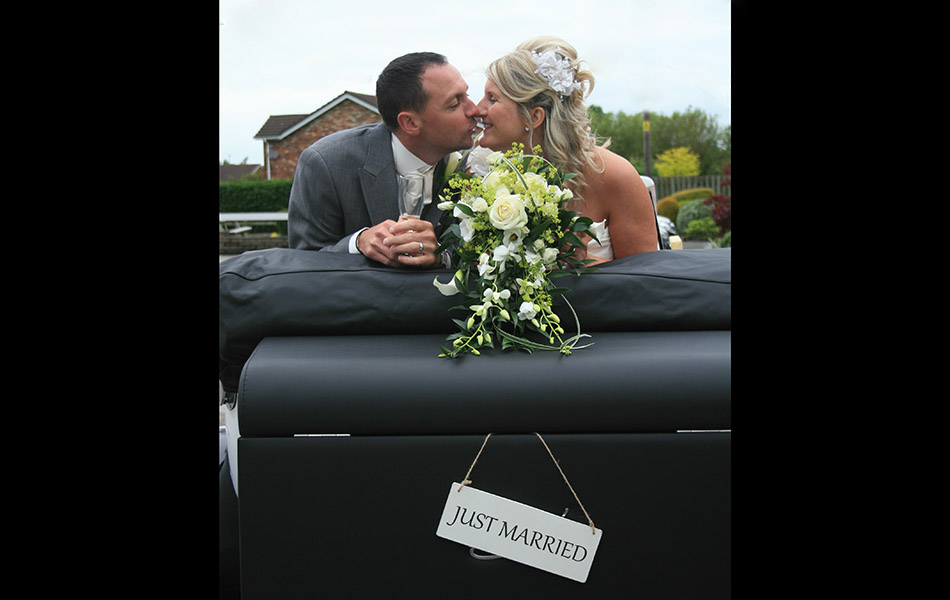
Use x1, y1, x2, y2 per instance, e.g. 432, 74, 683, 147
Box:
486, 36, 603, 190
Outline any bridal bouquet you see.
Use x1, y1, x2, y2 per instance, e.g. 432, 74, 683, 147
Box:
432, 144, 596, 358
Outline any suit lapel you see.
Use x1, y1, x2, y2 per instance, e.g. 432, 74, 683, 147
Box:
358, 127, 455, 236
358, 123, 399, 224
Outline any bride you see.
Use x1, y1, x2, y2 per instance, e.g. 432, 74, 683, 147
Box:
473, 36, 659, 263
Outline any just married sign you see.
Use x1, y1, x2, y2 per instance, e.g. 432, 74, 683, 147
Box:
436, 483, 603, 583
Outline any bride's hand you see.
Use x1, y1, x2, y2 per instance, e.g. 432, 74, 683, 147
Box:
566, 232, 606, 267
569, 232, 591, 262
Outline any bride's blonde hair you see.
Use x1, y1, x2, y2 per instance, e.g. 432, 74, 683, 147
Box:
485, 36, 604, 190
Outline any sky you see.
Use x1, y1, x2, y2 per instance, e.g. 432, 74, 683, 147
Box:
219, 0, 731, 166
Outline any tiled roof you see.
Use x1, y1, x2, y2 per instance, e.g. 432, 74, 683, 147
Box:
253, 114, 310, 139
220, 164, 263, 181
253, 91, 378, 140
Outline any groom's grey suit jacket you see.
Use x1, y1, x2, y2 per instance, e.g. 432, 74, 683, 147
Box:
288, 121, 449, 252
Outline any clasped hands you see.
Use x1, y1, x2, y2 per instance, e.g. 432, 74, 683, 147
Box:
357, 217, 440, 268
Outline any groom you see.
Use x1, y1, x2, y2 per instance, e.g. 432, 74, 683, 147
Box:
288, 52, 480, 268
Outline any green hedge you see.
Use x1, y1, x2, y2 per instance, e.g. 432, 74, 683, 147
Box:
219, 179, 294, 212
659, 187, 714, 206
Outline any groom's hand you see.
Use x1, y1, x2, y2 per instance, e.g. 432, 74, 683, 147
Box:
385, 218, 440, 268
356, 219, 404, 268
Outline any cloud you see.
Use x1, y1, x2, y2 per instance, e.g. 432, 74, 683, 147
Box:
219, 0, 730, 165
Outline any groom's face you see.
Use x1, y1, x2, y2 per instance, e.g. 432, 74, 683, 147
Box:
417, 63, 480, 155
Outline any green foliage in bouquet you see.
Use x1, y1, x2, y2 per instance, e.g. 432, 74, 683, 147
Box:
432, 144, 596, 358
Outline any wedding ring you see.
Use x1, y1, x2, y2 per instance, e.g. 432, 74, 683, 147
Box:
418, 241, 425, 253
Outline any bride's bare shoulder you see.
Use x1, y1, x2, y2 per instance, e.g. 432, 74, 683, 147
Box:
588, 146, 641, 190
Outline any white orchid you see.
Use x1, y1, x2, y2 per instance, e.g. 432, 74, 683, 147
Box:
458, 217, 475, 243
492, 244, 510, 273
477, 253, 495, 278
518, 301, 539, 321
483, 287, 511, 304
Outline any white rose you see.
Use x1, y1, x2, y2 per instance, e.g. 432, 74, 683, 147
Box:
521, 171, 546, 192
541, 247, 559, 264
487, 151, 505, 166
471, 197, 488, 212
482, 171, 504, 193
488, 194, 528, 230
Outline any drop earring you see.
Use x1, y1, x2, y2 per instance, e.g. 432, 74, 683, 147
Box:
524, 126, 530, 132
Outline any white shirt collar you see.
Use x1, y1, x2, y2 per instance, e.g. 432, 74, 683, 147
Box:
391, 133, 433, 175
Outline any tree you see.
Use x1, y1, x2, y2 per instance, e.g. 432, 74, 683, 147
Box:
588, 107, 643, 165
648, 107, 728, 175
587, 105, 730, 175
653, 147, 701, 177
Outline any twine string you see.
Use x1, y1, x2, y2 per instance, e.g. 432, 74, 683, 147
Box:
457, 433, 492, 491
456, 432, 596, 535
533, 432, 596, 535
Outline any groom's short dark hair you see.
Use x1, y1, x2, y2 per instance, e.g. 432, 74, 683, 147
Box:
376, 52, 448, 131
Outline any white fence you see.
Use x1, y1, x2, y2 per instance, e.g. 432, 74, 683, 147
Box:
219, 212, 288, 234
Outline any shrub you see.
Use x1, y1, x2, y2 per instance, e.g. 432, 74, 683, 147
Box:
703, 164, 731, 235
676, 198, 712, 237
219, 179, 294, 212
668, 187, 714, 205
656, 197, 680, 222
684, 216, 720, 240
704, 193, 731, 235
653, 147, 701, 177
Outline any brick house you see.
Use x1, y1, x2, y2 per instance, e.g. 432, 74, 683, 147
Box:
253, 91, 380, 180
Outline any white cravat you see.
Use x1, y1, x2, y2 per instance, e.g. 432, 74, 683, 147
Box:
392, 134, 436, 206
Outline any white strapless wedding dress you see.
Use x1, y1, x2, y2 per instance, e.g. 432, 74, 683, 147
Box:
586, 219, 613, 260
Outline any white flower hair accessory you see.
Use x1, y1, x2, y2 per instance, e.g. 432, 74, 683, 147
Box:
531, 49, 582, 99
